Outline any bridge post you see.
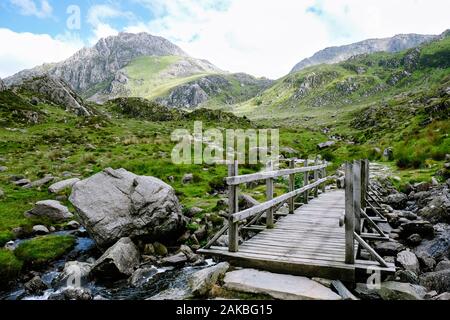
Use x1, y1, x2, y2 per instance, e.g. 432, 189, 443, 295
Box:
360, 159, 367, 210
266, 160, 274, 228
345, 162, 355, 264
313, 156, 319, 198
303, 159, 309, 203
228, 160, 239, 252
288, 159, 295, 214
353, 160, 362, 235
321, 160, 327, 194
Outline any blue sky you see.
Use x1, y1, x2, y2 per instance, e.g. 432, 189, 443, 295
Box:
0, 0, 449, 79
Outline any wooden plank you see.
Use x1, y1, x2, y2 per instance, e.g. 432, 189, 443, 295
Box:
228, 161, 239, 252
345, 162, 355, 264
331, 280, 359, 300
354, 232, 388, 268
360, 208, 386, 237
231, 177, 329, 223
225, 164, 328, 186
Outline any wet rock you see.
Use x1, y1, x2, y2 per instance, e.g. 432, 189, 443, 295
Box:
32, 225, 49, 235
386, 193, 408, 210
414, 182, 431, 192
153, 242, 168, 256
69, 168, 186, 248
435, 260, 450, 271
188, 262, 230, 297
414, 223, 450, 260
415, 251, 436, 272
91, 237, 140, 279
129, 266, 158, 287
48, 178, 80, 193
49, 287, 92, 300
375, 281, 427, 300
434, 292, 450, 300
223, 269, 341, 300
161, 252, 188, 266
12, 227, 27, 239
420, 269, 450, 293
24, 276, 48, 294
400, 220, 434, 239
26, 200, 73, 222
394, 270, 419, 284
407, 234, 422, 246
148, 287, 192, 300
397, 251, 420, 274
374, 241, 405, 256
55, 261, 92, 287
65, 220, 80, 230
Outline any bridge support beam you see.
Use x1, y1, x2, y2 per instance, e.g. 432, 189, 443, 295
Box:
345, 162, 355, 264
228, 161, 239, 252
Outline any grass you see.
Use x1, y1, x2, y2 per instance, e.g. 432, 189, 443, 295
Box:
0, 250, 23, 286
14, 235, 76, 267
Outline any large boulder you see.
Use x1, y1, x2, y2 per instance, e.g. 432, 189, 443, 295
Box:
374, 241, 405, 256
396, 251, 420, 275
26, 200, 73, 222
376, 281, 427, 300
69, 168, 186, 248
91, 237, 140, 279
414, 223, 450, 261
188, 262, 230, 297
400, 220, 434, 239
420, 269, 450, 293
419, 194, 450, 224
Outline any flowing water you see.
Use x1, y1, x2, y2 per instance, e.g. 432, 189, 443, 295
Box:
1, 231, 215, 300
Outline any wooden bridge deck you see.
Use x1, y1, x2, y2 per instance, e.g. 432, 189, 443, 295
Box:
199, 190, 395, 282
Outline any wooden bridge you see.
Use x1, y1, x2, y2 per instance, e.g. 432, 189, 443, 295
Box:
198, 158, 396, 282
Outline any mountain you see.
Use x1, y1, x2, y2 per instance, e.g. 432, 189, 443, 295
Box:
290, 33, 439, 73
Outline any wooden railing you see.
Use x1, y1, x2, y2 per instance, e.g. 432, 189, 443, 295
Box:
342, 160, 389, 267
204, 157, 331, 252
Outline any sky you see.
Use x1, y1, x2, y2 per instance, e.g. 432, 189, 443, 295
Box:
0, 0, 449, 79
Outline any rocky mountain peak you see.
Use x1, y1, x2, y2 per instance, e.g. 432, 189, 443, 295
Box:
290, 32, 438, 73
0, 77, 5, 91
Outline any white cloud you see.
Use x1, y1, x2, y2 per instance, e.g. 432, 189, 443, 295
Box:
86, 4, 135, 44
10, 0, 53, 19
0, 28, 83, 78
125, 0, 450, 79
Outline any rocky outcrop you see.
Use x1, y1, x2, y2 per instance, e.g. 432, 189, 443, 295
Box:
14, 75, 91, 116
25, 200, 73, 222
69, 168, 186, 248
91, 237, 140, 279
188, 262, 230, 297
0, 78, 5, 91
49, 178, 80, 193
291, 33, 437, 73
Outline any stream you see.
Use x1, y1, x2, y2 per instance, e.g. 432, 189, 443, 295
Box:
1, 230, 215, 300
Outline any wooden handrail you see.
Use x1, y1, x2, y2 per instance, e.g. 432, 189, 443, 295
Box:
231, 177, 329, 223
225, 163, 328, 186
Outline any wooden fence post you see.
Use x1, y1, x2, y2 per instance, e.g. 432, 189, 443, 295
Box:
321, 160, 327, 193
360, 159, 367, 209
314, 156, 319, 198
266, 160, 274, 228
345, 162, 355, 264
353, 160, 362, 235
228, 160, 239, 252
365, 159, 370, 199
303, 159, 309, 203
288, 159, 295, 214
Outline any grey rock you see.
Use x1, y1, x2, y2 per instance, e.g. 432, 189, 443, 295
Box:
383, 148, 394, 161
400, 220, 434, 239
161, 252, 188, 266
26, 200, 73, 222
0, 166, 7, 172
394, 270, 419, 284
414, 223, 450, 260
129, 266, 158, 287
415, 251, 437, 272
182, 173, 194, 184
318, 141, 336, 149
91, 237, 140, 279
376, 281, 427, 300
374, 241, 405, 256
65, 220, 81, 230
223, 269, 341, 300
69, 168, 185, 248
24, 276, 48, 294
148, 287, 192, 300
143, 243, 155, 255
23, 175, 54, 189
397, 251, 420, 274
407, 234, 422, 246
386, 193, 408, 210
420, 269, 450, 293
13, 179, 31, 187
419, 194, 450, 224
32, 225, 49, 235
188, 262, 230, 297
434, 292, 450, 300
49, 287, 92, 300
49, 178, 80, 193
0, 77, 5, 91
435, 260, 450, 271
336, 176, 345, 189
153, 242, 168, 256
